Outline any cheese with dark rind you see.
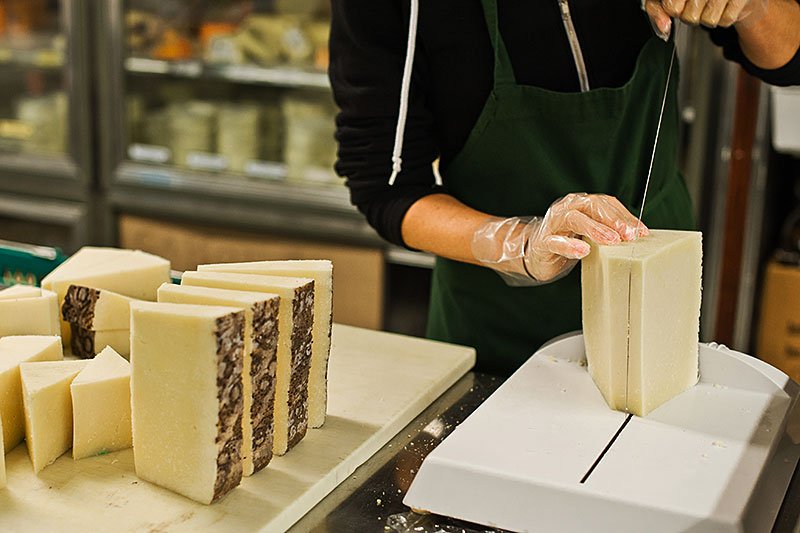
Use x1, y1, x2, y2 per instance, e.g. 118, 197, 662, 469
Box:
62, 285, 137, 331
131, 301, 245, 504
69, 325, 130, 360
181, 271, 314, 455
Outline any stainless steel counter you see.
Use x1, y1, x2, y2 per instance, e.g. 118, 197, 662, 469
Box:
292, 372, 800, 533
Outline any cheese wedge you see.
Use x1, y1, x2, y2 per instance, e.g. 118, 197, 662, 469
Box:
0, 416, 5, 489
157, 283, 279, 475
131, 302, 245, 504
41, 247, 136, 288
181, 271, 314, 455
70, 326, 130, 360
20, 360, 89, 472
0, 289, 59, 337
0, 285, 41, 299
581, 230, 702, 417
62, 285, 137, 331
43, 250, 170, 343
199, 260, 332, 428
71, 347, 132, 460
0, 336, 63, 451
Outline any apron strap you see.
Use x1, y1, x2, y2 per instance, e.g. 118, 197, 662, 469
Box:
479, 0, 517, 88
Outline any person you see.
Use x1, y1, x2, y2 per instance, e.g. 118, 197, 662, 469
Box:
330, 0, 800, 375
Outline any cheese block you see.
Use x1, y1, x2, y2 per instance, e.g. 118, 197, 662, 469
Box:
43, 250, 170, 343
70, 326, 130, 360
0, 289, 59, 337
62, 285, 137, 331
0, 336, 63, 451
0, 416, 5, 489
131, 301, 246, 504
0, 285, 41, 300
199, 260, 333, 428
157, 283, 279, 476
71, 347, 132, 460
181, 271, 314, 455
40, 247, 136, 287
581, 229, 702, 417
20, 360, 90, 472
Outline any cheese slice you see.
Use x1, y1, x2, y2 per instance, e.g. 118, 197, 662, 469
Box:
41, 247, 136, 288
0, 285, 41, 300
71, 347, 132, 460
0, 289, 59, 337
0, 416, 5, 489
157, 283, 279, 476
20, 360, 90, 472
0, 336, 63, 451
199, 260, 332, 429
70, 326, 130, 360
44, 250, 170, 343
181, 271, 314, 455
131, 301, 245, 504
581, 229, 702, 417
62, 285, 137, 331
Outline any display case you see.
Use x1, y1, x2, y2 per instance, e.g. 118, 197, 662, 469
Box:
0, 0, 93, 201
96, 0, 378, 246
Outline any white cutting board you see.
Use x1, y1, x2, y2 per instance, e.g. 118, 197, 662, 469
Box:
0, 324, 475, 532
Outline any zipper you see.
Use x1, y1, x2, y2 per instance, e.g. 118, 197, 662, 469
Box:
558, 0, 591, 92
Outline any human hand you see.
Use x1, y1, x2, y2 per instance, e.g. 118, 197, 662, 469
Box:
471, 193, 648, 285
643, 0, 768, 39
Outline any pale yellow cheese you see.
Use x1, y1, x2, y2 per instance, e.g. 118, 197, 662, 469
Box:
581, 230, 702, 417
71, 347, 132, 460
131, 301, 245, 504
0, 416, 5, 489
199, 260, 333, 428
70, 326, 130, 360
0, 285, 41, 300
62, 285, 138, 331
0, 289, 59, 337
20, 360, 89, 472
40, 247, 136, 288
43, 250, 170, 343
0, 336, 63, 451
157, 283, 280, 476
181, 271, 314, 456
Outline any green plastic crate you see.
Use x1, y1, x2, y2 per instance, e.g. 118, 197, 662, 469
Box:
0, 239, 67, 288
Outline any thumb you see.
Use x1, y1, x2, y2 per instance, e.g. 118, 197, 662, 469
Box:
643, 0, 673, 40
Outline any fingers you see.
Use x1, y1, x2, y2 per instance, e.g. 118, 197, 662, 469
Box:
598, 196, 650, 240
562, 210, 622, 245
660, 0, 751, 27
543, 235, 590, 260
662, 0, 688, 16
679, 0, 706, 24
560, 194, 648, 242
720, 0, 748, 26
644, 0, 674, 37
700, 0, 728, 26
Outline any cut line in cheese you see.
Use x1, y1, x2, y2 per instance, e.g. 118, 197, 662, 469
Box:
199, 260, 333, 429
581, 229, 702, 417
131, 301, 245, 504
0, 288, 59, 337
70, 326, 130, 360
62, 285, 138, 331
157, 282, 280, 476
71, 346, 132, 460
0, 336, 63, 451
0, 285, 42, 300
181, 271, 314, 456
20, 360, 89, 472
0, 416, 5, 489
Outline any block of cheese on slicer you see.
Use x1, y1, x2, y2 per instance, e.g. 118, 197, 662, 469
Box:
181, 271, 314, 456
62, 285, 138, 331
69, 326, 130, 360
199, 260, 332, 429
581, 229, 702, 417
0, 285, 42, 300
0, 288, 59, 337
41, 247, 170, 344
130, 301, 246, 504
0, 336, 62, 452
71, 346, 132, 460
157, 282, 279, 476
20, 360, 89, 472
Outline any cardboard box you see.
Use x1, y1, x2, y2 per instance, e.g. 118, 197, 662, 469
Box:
757, 260, 800, 382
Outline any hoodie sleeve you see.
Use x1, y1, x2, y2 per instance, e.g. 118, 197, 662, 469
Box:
330, 0, 445, 248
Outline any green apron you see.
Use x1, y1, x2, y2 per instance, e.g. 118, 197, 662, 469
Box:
426, 0, 695, 376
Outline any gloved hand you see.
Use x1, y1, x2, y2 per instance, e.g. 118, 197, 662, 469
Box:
643, 0, 769, 39
471, 193, 649, 286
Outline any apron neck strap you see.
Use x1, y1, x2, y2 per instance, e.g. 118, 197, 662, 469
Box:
480, 0, 517, 88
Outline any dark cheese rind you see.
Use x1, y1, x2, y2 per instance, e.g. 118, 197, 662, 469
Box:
249, 298, 280, 472
62, 285, 101, 330
70, 323, 97, 359
212, 311, 245, 503
287, 281, 314, 451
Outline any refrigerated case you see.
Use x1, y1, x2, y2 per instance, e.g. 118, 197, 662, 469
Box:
0, 0, 95, 254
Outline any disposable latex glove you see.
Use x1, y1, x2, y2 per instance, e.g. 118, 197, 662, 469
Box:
643, 0, 768, 39
471, 193, 649, 286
